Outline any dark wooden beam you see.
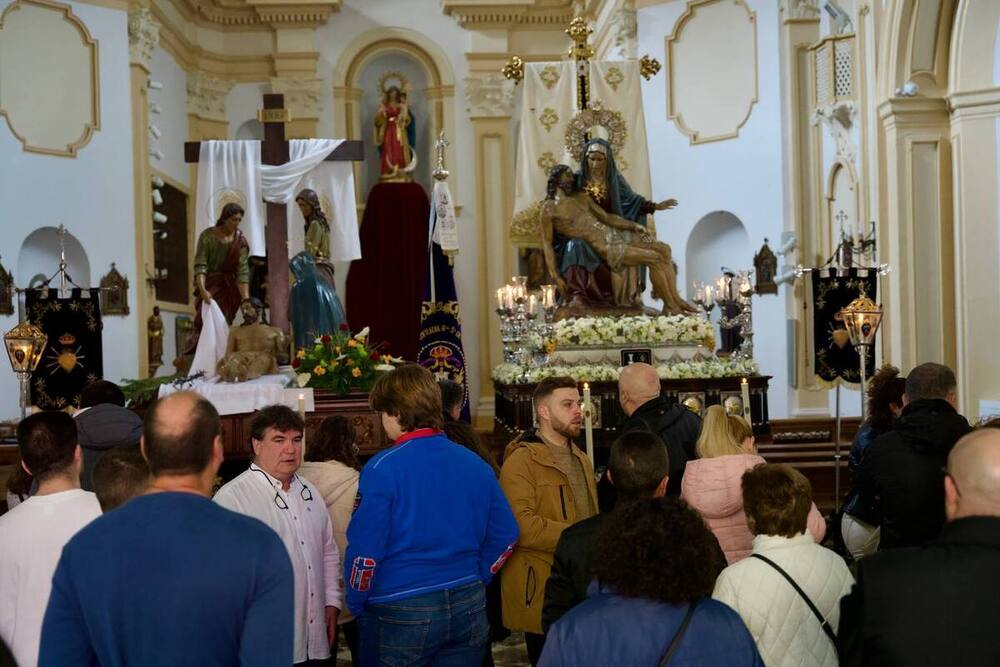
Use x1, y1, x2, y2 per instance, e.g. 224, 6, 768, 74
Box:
184, 139, 364, 164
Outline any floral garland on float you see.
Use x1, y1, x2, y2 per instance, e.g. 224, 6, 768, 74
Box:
492, 357, 759, 385
292, 325, 401, 394
542, 315, 715, 349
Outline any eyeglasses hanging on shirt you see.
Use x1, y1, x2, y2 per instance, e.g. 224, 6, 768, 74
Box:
251, 467, 314, 510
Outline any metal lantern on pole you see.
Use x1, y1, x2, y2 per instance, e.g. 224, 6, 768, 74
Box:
4, 321, 47, 420
839, 294, 884, 421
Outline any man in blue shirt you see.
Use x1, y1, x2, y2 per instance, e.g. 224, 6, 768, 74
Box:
346, 365, 519, 666
40, 391, 294, 667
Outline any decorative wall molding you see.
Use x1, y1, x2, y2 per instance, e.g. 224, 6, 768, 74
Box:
612, 7, 638, 59
128, 8, 160, 69
813, 101, 858, 162
465, 73, 516, 118
665, 0, 758, 145
780, 0, 820, 21
171, 0, 340, 28
270, 76, 323, 118
441, 0, 574, 29
0, 0, 100, 157
186, 71, 235, 121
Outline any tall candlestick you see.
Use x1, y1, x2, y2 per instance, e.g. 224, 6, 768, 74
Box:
740, 378, 751, 423
582, 382, 594, 465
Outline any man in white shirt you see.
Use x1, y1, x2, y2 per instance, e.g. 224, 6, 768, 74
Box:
215, 404, 341, 665
0, 411, 102, 667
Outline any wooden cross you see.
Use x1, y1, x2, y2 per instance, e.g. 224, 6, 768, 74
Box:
184, 94, 364, 332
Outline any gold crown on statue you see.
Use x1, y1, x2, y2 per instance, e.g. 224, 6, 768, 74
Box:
58, 333, 76, 346
377, 71, 412, 98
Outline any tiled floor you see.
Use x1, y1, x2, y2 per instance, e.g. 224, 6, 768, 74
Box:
335, 632, 531, 666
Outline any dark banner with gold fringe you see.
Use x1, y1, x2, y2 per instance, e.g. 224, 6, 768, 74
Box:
807, 269, 877, 387
26, 288, 103, 409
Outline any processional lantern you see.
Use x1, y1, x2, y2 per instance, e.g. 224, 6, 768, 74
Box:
4, 321, 47, 419
838, 294, 883, 421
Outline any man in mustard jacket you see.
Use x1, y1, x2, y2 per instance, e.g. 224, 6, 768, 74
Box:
500, 376, 598, 665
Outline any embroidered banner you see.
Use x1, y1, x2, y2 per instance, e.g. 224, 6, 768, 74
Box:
805, 269, 878, 388
26, 288, 104, 409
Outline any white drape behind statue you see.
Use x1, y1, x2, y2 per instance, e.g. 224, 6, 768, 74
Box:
512, 60, 654, 219
196, 139, 360, 260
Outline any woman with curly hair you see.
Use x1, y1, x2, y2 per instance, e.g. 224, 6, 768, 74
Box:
539, 498, 763, 666
841, 365, 906, 558
298, 416, 361, 663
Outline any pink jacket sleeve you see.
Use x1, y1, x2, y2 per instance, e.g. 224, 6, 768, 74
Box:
807, 503, 826, 542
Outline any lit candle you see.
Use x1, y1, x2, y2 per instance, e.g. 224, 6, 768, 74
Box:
583, 382, 594, 465
496, 288, 505, 311
298, 392, 307, 458
740, 378, 751, 423
528, 294, 537, 313
705, 285, 714, 305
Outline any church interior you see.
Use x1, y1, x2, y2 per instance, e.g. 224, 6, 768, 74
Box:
1, 0, 999, 664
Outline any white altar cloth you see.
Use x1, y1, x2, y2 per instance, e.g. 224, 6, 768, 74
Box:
157, 374, 315, 416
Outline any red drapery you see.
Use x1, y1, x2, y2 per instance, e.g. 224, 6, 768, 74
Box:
346, 182, 429, 362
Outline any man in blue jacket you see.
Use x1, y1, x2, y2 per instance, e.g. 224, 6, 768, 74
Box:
345, 364, 519, 666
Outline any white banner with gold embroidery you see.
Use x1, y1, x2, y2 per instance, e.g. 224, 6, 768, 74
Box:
513, 62, 577, 221
588, 61, 652, 208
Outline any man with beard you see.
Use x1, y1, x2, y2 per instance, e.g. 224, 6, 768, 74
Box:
499, 376, 598, 666
216, 298, 289, 382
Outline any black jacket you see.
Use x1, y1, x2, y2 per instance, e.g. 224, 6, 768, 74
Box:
855, 399, 970, 550
842, 422, 889, 525
623, 396, 702, 495
540, 507, 726, 631
838, 516, 1000, 666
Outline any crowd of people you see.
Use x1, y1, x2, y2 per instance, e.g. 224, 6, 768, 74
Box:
1, 360, 999, 666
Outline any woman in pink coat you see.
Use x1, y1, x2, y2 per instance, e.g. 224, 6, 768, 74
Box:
681, 406, 826, 563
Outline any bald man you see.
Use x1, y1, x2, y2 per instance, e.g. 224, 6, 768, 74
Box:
838, 428, 1000, 666
617, 362, 701, 496
40, 392, 295, 667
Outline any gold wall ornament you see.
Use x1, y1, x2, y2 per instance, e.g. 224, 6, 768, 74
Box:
604, 66, 625, 91
539, 65, 561, 90
539, 107, 559, 132
639, 54, 662, 80
501, 56, 524, 84
99, 263, 130, 316
0, 255, 13, 316
564, 102, 628, 162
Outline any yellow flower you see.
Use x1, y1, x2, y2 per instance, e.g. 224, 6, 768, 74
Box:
381, 354, 392, 364
313, 366, 327, 376
351, 367, 362, 378
334, 346, 341, 354
348, 339, 358, 348
346, 359, 355, 366
296, 349, 306, 359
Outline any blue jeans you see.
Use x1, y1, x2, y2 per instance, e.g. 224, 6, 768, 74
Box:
359, 581, 489, 667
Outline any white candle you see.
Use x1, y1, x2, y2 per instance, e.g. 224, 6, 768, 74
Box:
496, 288, 504, 311
705, 285, 714, 305
528, 294, 537, 314
298, 392, 307, 458
740, 378, 751, 423
583, 382, 594, 465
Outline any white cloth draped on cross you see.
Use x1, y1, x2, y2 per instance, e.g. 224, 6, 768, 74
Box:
195, 139, 361, 261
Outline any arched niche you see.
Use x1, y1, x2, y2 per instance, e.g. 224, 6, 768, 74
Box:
356, 54, 431, 195
234, 119, 263, 140
17, 227, 90, 289
825, 160, 859, 262
332, 27, 457, 206
684, 211, 751, 298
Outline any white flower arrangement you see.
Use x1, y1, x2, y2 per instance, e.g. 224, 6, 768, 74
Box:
549, 315, 714, 349
491, 357, 759, 385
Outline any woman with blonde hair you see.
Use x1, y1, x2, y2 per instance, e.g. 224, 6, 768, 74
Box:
681, 406, 826, 563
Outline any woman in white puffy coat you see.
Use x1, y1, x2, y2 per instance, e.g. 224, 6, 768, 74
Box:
712, 463, 854, 667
